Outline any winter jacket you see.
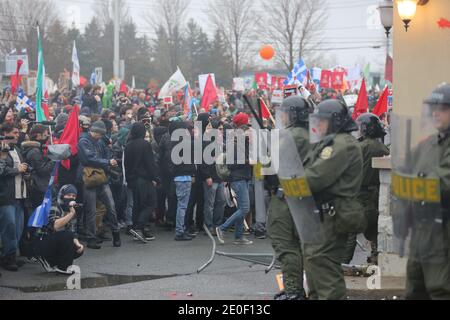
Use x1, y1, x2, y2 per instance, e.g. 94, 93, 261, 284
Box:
82, 94, 100, 115
0, 147, 26, 206
124, 138, 159, 186
168, 122, 196, 179
21, 141, 53, 193
77, 133, 111, 183
199, 139, 222, 183
228, 136, 252, 182
158, 132, 174, 177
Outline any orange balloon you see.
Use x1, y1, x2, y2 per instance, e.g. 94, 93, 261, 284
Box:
260, 45, 275, 60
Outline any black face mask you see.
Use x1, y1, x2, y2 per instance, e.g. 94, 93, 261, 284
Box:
61, 198, 76, 212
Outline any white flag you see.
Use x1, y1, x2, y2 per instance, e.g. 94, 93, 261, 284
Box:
72, 41, 80, 88
158, 67, 187, 99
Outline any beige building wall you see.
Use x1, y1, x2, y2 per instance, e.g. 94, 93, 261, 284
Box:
394, 0, 450, 116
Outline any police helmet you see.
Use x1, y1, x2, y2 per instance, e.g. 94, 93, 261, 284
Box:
356, 113, 386, 139
424, 83, 450, 107
313, 99, 358, 134
280, 96, 314, 126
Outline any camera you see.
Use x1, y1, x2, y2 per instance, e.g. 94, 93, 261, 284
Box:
24, 163, 33, 173
69, 201, 83, 209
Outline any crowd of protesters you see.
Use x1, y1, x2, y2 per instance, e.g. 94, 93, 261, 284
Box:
0, 81, 389, 274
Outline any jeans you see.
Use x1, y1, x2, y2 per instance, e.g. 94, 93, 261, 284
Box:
203, 182, 226, 230
83, 184, 119, 240
126, 187, 134, 226
0, 201, 24, 257
175, 181, 192, 236
253, 179, 269, 233
219, 180, 250, 240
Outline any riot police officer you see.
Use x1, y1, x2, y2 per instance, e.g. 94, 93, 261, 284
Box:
344, 113, 390, 265
395, 84, 450, 299
303, 99, 365, 300
267, 96, 314, 300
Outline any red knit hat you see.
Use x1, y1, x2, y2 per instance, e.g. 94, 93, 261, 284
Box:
233, 112, 249, 128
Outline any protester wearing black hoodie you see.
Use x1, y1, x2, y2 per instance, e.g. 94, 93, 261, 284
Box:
168, 121, 196, 241
124, 123, 159, 241
185, 114, 209, 234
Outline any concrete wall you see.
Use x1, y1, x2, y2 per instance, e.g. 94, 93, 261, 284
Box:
394, 0, 450, 116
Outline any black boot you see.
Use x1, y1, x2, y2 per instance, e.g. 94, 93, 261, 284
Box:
97, 230, 112, 242
87, 239, 102, 250
274, 290, 308, 301
112, 231, 121, 247
1, 255, 19, 272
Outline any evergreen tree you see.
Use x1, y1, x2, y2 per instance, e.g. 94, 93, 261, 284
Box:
79, 17, 104, 79
44, 19, 69, 81
209, 29, 233, 87
181, 19, 211, 84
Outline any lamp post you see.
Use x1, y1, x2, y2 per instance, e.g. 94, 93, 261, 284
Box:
379, 0, 394, 38
379, 0, 394, 83
397, 0, 430, 31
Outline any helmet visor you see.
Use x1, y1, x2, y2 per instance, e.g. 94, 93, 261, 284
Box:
275, 107, 291, 130
423, 102, 450, 133
309, 113, 330, 144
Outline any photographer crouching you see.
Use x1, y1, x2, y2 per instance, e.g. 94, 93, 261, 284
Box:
32, 185, 84, 274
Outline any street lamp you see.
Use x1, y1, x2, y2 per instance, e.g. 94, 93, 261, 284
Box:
379, 0, 394, 37
397, 0, 430, 32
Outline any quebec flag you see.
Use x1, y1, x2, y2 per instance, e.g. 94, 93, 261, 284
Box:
28, 162, 60, 228
15, 89, 36, 111
284, 59, 308, 86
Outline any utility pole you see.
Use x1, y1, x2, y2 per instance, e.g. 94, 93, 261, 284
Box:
113, 0, 120, 79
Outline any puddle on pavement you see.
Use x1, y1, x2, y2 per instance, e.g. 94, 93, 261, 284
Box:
2, 273, 180, 293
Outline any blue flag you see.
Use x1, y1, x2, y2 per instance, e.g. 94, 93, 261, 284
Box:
15, 88, 36, 111
284, 59, 308, 86
28, 162, 60, 228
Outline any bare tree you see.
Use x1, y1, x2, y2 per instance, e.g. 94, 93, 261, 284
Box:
259, 0, 327, 71
93, 0, 131, 27
145, 0, 190, 74
0, 0, 57, 57
207, 0, 257, 77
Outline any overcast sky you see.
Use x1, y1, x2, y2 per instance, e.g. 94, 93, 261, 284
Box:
56, 0, 388, 72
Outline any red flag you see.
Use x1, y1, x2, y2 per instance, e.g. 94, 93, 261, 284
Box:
385, 55, 393, 83
331, 71, 345, 90
120, 81, 128, 95
373, 86, 389, 117
255, 72, 268, 90
352, 79, 368, 120
43, 90, 50, 120
59, 105, 81, 170
10, 59, 24, 95
259, 98, 272, 120
278, 77, 286, 89
320, 70, 332, 89
200, 75, 218, 112
80, 76, 88, 87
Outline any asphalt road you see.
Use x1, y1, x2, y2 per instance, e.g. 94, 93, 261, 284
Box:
0, 227, 375, 300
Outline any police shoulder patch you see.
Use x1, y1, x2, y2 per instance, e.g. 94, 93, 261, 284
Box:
320, 147, 333, 160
